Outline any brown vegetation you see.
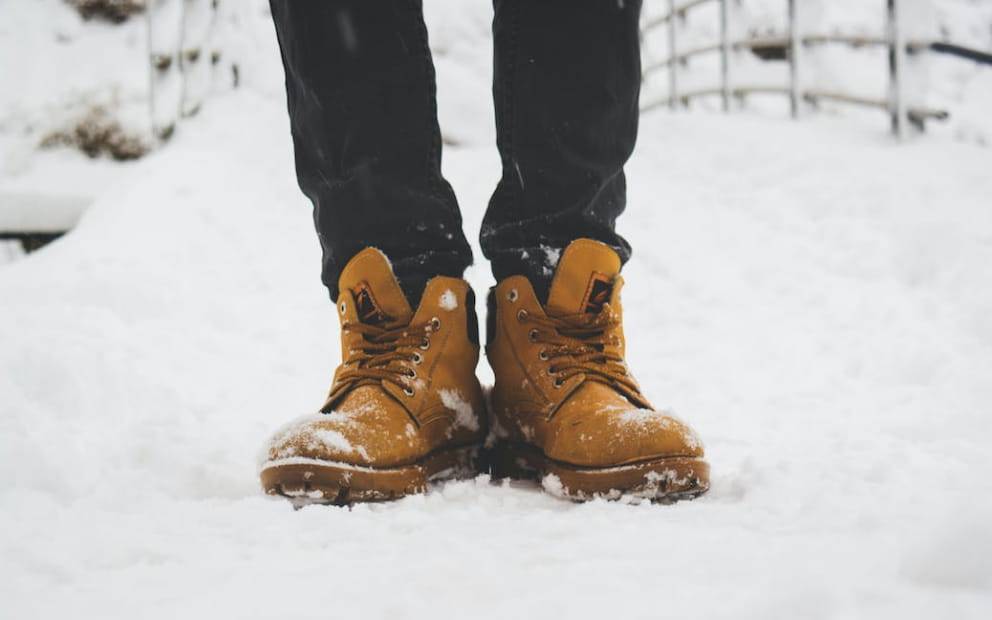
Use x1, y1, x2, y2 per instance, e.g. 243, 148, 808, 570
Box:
41, 107, 150, 161
67, 0, 146, 24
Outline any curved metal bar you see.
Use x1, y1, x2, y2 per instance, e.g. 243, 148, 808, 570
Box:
803, 90, 888, 109
733, 36, 790, 50
802, 34, 889, 48
643, 43, 721, 75
642, 87, 948, 125
642, 0, 718, 33
922, 42, 992, 65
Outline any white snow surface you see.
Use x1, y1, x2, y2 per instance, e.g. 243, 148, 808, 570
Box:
3, 2, 992, 619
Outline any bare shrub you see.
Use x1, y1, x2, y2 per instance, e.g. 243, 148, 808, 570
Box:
67, 0, 146, 24
41, 107, 150, 161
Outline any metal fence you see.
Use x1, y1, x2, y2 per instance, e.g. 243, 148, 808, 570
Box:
147, 0, 228, 140
0, 0, 230, 253
641, 0, 992, 137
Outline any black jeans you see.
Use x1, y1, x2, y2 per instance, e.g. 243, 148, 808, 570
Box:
270, 0, 641, 304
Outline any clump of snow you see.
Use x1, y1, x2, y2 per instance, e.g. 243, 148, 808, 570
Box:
520, 424, 535, 441
540, 244, 562, 277
540, 473, 567, 498
617, 409, 702, 451
438, 289, 458, 311
257, 413, 326, 466
258, 411, 371, 466
617, 408, 675, 431
645, 469, 690, 488
308, 428, 356, 455
618, 408, 673, 426
439, 388, 479, 431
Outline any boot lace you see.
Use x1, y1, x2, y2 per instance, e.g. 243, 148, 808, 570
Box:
518, 308, 639, 393
333, 319, 437, 396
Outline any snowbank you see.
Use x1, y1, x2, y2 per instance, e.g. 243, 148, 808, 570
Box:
2, 1, 991, 618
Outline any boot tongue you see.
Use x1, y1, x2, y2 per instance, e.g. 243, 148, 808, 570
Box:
338, 248, 414, 326
545, 239, 622, 316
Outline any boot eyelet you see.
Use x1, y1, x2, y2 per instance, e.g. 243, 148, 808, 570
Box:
430, 317, 441, 330
538, 350, 548, 361
516, 309, 528, 321
553, 377, 564, 388
420, 337, 431, 350
508, 289, 518, 302
412, 352, 423, 365
339, 301, 346, 315
403, 387, 415, 396
547, 367, 557, 376
407, 368, 417, 379
528, 328, 538, 342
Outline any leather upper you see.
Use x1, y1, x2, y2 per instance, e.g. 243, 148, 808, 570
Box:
487, 239, 704, 467
263, 248, 486, 469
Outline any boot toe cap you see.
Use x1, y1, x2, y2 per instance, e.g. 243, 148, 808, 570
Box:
260, 411, 425, 468
547, 407, 705, 468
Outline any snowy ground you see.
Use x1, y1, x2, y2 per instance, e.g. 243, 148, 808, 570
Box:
3, 3, 992, 619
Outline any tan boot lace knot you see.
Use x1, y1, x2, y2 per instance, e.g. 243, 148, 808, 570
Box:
519, 308, 639, 392
332, 320, 437, 397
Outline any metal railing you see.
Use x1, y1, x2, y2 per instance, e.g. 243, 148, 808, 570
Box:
147, 0, 228, 140
0, 0, 230, 253
641, 0, 991, 136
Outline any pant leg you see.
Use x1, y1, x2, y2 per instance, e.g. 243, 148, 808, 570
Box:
270, 0, 472, 304
483, 0, 642, 302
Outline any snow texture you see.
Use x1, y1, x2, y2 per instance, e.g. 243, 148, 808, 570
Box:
541, 473, 567, 499
439, 388, 479, 432
438, 289, 458, 311
540, 244, 562, 277
2, 1, 992, 619
617, 408, 702, 451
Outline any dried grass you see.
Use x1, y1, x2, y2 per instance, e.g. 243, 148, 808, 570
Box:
41, 107, 150, 161
67, 0, 146, 24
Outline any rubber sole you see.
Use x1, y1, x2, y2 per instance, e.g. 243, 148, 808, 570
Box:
488, 441, 710, 502
260, 445, 480, 507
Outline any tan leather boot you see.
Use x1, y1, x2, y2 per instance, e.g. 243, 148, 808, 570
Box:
486, 239, 709, 501
259, 248, 486, 504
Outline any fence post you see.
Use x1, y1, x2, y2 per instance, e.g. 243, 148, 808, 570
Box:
719, 0, 730, 111
179, 0, 219, 119
146, 6, 156, 138
146, 0, 185, 141
788, 0, 800, 119
887, 0, 905, 137
667, 0, 679, 109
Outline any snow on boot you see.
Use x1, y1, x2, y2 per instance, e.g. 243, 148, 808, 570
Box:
486, 239, 709, 501
259, 248, 486, 505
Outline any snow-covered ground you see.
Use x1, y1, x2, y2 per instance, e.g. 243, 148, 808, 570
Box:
3, 2, 992, 619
